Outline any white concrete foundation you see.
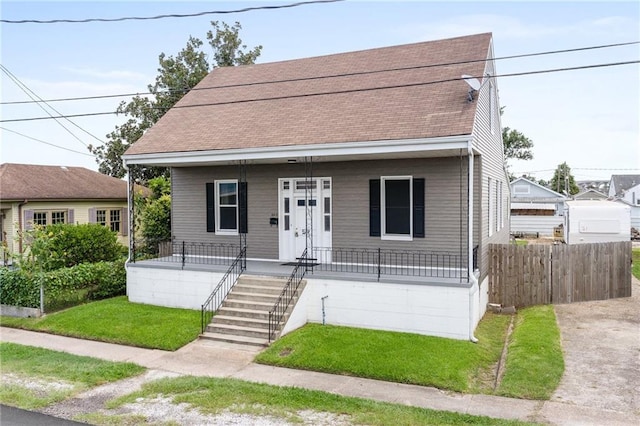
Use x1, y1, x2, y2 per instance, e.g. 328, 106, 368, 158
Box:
127, 265, 224, 310
283, 277, 477, 340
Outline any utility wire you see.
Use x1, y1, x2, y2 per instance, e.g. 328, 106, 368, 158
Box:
0, 65, 104, 146
0, 126, 95, 157
2, 40, 638, 105
0, 0, 344, 24
1, 59, 638, 123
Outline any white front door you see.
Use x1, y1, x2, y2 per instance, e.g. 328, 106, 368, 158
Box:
279, 178, 332, 261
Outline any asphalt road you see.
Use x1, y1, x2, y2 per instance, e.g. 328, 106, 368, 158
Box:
0, 405, 88, 426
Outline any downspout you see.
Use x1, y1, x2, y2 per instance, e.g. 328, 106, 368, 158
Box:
468, 142, 479, 343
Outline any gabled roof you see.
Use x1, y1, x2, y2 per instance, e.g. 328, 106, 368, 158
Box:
510, 177, 566, 201
124, 33, 492, 157
609, 174, 640, 196
574, 189, 608, 200
0, 163, 127, 201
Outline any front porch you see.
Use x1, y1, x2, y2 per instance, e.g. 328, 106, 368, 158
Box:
127, 242, 483, 341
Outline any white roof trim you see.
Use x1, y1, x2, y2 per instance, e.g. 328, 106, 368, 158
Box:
511, 202, 556, 210
123, 135, 473, 166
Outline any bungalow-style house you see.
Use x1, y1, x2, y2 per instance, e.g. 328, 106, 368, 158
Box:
123, 33, 510, 344
510, 177, 566, 237
0, 163, 130, 258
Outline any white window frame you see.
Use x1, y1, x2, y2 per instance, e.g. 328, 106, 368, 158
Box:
381, 175, 413, 241
488, 177, 494, 237
215, 179, 239, 235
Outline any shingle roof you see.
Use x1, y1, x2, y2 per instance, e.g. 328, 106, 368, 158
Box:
610, 174, 640, 196
125, 33, 492, 157
0, 163, 128, 201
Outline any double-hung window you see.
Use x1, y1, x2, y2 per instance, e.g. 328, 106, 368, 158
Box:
215, 180, 238, 235
370, 176, 425, 240
381, 176, 412, 240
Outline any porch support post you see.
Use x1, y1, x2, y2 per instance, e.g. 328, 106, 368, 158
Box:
239, 160, 247, 268
127, 164, 136, 264
304, 156, 313, 271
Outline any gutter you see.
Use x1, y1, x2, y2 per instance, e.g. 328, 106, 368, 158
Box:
467, 142, 479, 343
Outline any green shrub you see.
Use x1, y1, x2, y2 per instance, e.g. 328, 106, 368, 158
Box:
22, 224, 124, 271
0, 260, 126, 311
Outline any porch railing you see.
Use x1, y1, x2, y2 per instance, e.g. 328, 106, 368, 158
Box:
131, 240, 240, 270
268, 249, 307, 342
311, 247, 471, 281
200, 246, 246, 334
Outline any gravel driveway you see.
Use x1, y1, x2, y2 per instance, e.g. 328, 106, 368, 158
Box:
551, 276, 640, 413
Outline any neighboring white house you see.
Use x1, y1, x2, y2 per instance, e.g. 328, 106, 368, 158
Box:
608, 175, 640, 205
510, 177, 566, 236
608, 175, 640, 229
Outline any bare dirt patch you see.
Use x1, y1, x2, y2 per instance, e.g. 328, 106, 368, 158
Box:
552, 277, 640, 413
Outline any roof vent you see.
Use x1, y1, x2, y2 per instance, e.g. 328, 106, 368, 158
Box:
60, 166, 68, 171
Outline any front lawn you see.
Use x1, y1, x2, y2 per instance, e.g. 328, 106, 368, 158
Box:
100, 375, 535, 426
0, 296, 200, 351
633, 248, 640, 280
0, 342, 144, 409
257, 306, 563, 399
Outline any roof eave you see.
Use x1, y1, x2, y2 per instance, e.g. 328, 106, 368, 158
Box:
123, 135, 474, 167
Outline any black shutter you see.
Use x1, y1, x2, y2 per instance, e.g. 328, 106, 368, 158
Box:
369, 179, 381, 237
413, 178, 425, 238
206, 183, 215, 233
239, 182, 248, 234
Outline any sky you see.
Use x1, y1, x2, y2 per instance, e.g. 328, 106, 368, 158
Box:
1, 0, 638, 183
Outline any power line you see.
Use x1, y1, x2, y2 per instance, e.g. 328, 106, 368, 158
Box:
1, 59, 638, 123
2, 40, 638, 106
0, 126, 95, 157
0, 64, 104, 146
0, 0, 344, 24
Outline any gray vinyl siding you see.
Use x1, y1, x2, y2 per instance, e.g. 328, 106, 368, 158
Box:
171, 157, 470, 261
471, 38, 510, 281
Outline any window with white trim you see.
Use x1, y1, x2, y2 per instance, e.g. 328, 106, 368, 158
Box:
33, 212, 47, 226
381, 176, 413, 240
488, 177, 494, 237
215, 179, 238, 234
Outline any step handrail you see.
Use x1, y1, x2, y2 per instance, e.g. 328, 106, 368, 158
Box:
268, 249, 307, 342
201, 246, 246, 333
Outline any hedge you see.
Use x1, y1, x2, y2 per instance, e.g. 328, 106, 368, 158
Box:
0, 260, 126, 312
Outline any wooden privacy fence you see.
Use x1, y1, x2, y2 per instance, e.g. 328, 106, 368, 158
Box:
489, 241, 632, 307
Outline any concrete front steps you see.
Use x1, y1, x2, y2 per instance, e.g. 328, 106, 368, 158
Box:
200, 275, 305, 347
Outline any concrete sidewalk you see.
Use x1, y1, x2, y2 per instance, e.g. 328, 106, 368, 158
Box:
1, 327, 638, 426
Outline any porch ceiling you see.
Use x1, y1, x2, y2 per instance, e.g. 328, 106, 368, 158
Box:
123, 135, 475, 168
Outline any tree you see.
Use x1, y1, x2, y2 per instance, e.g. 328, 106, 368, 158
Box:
501, 107, 534, 181
89, 21, 262, 182
549, 162, 580, 195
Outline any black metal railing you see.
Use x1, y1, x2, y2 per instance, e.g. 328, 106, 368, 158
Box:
268, 249, 308, 342
311, 247, 469, 281
200, 246, 246, 333
131, 240, 240, 270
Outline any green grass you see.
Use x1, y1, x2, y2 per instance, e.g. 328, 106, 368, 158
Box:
257, 313, 511, 393
0, 296, 200, 351
258, 306, 563, 399
497, 306, 564, 399
106, 375, 535, 426
514, 239, 529, 246
0, 342, 144, 409
633, 248, 640, 280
